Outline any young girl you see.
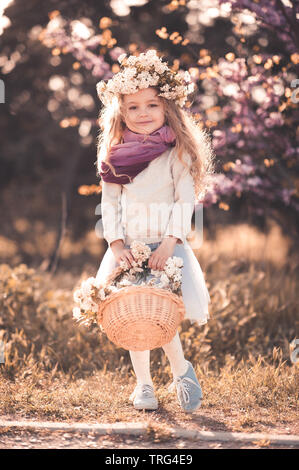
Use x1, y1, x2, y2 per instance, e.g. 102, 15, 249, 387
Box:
95, 50, 215, 413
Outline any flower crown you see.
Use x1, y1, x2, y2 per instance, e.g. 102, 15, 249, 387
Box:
96, 49, 195, 108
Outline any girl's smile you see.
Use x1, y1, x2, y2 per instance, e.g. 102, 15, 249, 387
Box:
122, 87, 165, 135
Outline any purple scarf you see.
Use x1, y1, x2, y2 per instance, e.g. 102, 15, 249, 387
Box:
99, 125, 176, 184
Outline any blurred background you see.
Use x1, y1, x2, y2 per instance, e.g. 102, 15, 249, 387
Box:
0, 0, 298, 393
0, 0, 298, 273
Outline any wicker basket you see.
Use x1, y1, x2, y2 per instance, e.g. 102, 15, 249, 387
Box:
97, 285, 186, 351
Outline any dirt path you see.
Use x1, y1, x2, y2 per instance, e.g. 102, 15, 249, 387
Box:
0, 428, 296, 449
0, 419, 298, 450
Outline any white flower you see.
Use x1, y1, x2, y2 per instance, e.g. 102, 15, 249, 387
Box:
160, 273, 170, 286
130, 240, 151, 263
72, 307, 83, 321
127, 55, 138, 66
81, 298, 93, 311
81, 277, 97, 296
120, 260, 129, 270
150, 269, 161, 277
187, 82, 195, 93
172, 256, 183, 268
96, 49, 194, 108
118, 53, 127, 64
93, 278, 102, 289
184, 70, 191, 82
160, 83, 170, 91
90, 301, 99, 313
73, 289, 82, 303
118, 278, 132, 287
126, 67, 138, 80
98, 288, 107, 301
173, 273, 182, 282
164, 265, 176, 277
109, 285, 118, 293
164, 259, 177, 275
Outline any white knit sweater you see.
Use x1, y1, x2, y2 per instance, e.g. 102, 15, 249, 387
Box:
100, 147, 195, 247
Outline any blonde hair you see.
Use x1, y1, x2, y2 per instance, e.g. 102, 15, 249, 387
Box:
96, 86, 216, 200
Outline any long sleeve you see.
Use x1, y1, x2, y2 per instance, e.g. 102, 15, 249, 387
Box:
101, 180, 125, 246
163, 153, 195, 245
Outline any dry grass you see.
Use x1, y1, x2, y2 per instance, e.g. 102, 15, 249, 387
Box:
0, 358, 297, 435
0, 220, 298, 434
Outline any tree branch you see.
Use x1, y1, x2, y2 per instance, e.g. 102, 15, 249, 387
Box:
275, 0, 299, 50
41, 147, 82, 274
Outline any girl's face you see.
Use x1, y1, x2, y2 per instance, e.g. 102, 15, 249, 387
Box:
121, 87, 165, 135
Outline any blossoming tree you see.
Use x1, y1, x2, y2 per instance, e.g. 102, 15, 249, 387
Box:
39, 2, 299, 239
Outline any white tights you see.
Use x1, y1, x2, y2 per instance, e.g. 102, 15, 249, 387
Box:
129, 331, 189, 387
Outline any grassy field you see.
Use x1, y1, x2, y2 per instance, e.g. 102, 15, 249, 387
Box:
0, 220, 298, 434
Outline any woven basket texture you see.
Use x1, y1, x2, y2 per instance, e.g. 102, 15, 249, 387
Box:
97, 285, 185, 351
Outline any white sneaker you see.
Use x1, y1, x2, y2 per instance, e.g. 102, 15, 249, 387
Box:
168, 361, 202, 413
129, 384, 158, 410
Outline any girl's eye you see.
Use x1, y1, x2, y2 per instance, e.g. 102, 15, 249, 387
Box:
129, 104, 158, 110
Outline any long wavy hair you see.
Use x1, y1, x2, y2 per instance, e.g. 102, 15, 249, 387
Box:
96, 86, 216, 200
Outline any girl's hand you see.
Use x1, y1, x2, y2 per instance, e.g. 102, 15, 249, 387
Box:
148, 237, 178, 271
110, 240, 136, 268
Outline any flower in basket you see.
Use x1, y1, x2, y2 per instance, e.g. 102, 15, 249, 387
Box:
72, 240, 184, 328
72, 276, 116, 326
